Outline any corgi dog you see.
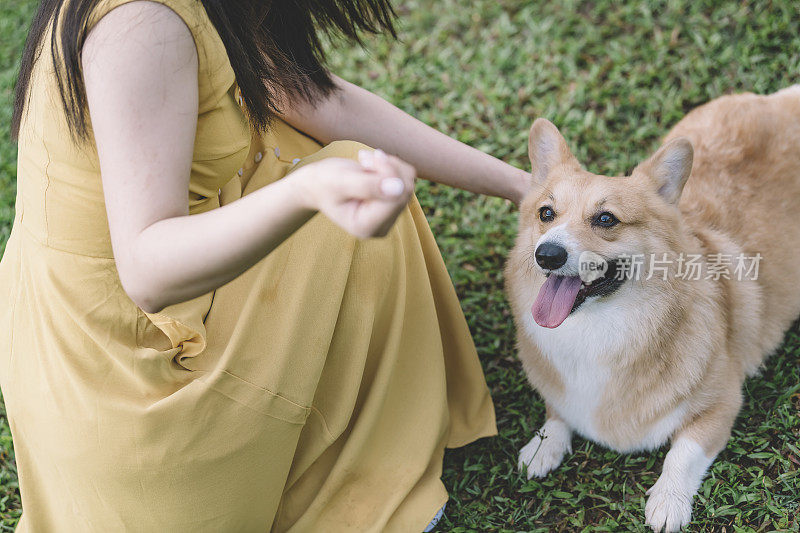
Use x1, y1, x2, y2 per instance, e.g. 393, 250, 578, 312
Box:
505, 86, 800, 532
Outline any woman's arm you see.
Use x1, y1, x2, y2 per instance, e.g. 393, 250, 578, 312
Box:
278, 75, 530, 205
83, 2, 413, 313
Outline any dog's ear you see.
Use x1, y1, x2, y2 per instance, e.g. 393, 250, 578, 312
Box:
528, 118, 578, 183
636, 137, 694, 204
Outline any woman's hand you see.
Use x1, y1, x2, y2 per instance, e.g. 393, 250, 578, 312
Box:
505, 169, 530, 206
289, 149, 416, 239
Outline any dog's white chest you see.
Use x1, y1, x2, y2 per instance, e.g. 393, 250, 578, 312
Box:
522, 298, 687, 451
550, 354, 610, 442
524, 310, 614, 442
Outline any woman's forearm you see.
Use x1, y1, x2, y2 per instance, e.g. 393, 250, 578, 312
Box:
280, 76, 529, 204
123, 175, 314, 313
121, 154, 414, 314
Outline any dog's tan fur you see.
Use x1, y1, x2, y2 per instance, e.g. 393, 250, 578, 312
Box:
505, 86, 800, 530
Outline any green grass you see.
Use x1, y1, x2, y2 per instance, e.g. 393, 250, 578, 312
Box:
0, 1, 33, 528
2, 0, 799, 530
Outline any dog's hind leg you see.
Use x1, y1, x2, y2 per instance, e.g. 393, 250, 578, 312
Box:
517, 405, 572, 479
644, 390, 742, 532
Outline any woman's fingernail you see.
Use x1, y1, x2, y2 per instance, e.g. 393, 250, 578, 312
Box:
380, 177, 405, 197
374, 149, 388, 162
358, 149, 375, 168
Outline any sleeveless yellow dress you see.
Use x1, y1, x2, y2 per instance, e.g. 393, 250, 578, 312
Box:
0, 0, 497, 531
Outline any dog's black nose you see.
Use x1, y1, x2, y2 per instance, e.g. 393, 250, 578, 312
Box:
535, 243, 568, 270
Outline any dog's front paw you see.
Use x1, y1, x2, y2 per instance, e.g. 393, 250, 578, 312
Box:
644, 479, 693, 532
517, 419, 571, 479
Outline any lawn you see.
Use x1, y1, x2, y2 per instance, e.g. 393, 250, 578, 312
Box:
2, 0, 799, 531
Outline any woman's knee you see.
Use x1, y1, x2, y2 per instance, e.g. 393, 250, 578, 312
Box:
287, 140, 374, 174
324, 139, 374, 161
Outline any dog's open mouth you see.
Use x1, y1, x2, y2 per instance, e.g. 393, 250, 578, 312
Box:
532, 260, 625, 329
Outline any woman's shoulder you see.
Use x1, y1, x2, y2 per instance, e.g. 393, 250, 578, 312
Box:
86, 0, 234, 109
88, 0, 208, 38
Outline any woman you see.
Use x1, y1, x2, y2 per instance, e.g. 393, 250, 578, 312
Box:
1, 0, 528, 530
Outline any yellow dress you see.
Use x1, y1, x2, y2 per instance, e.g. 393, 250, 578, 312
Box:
0, 0, 497, 531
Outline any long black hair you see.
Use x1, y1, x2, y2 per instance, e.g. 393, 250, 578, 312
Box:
11, 0, 397, 141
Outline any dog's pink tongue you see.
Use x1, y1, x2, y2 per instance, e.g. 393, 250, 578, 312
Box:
532, 275, 583, 328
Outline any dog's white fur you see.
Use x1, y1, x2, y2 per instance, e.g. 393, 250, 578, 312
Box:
644, 438, 714, 532
517, 418, 572, 478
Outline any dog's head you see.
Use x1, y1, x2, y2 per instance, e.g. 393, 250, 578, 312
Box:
514, 118, 694, 328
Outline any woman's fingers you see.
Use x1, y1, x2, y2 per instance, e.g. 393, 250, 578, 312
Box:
385, 154, 417, 190
297, 152, 416, 239
306, 157, 404, 203
361, 149, 417, 191
348, 194, 408, 238
337, 167, 410, 238
348, 150, 417, 238
338, 165, 408, 203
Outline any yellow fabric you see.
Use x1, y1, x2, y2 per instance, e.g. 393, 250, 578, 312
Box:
0, 0, 497, 531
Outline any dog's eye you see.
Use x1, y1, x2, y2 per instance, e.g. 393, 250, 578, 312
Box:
539, 206, 555, 223
594, 212, 619, 227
